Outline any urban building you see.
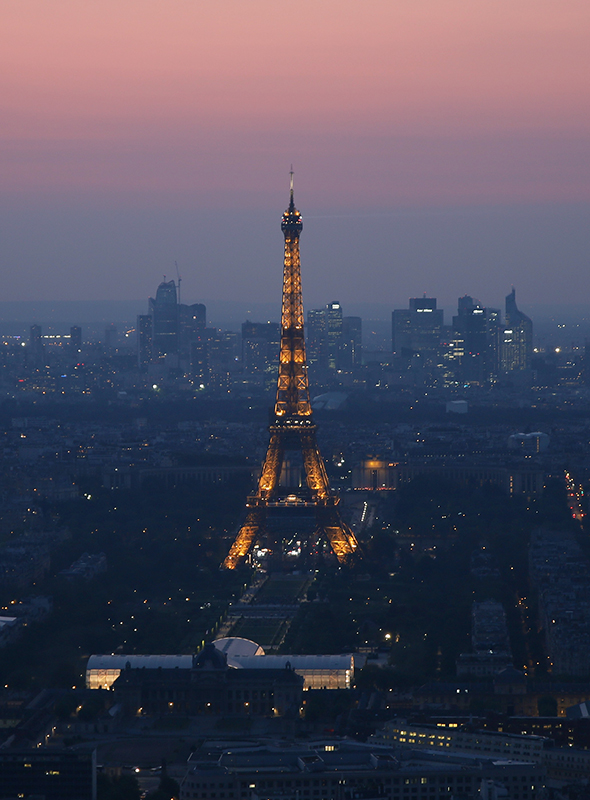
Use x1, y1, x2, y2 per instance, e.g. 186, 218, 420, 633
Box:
149, 279, 179, 358
392, 297, 444, 360
69, 325, 82, 354
416, 667, 590, 717
140, 279, 207, 371
529, 528, 590, 676
372, 719, 546, 762
104, 323, 118, 351
136, 313, 153, 369
501, 288, 533, 373
456, 600, 513, 677
306, 301, 356, 371
179, 301, 206, 360
508, 432, 550, 453
179, 739, 545, 800
341, 315, 362, 368
86, 640, 354, 692
306, 308, 326, 367
112, 643, 303, 717
0, 749, 96, 800
451, 296, 500, 383
29, 324, 44, 366
241, 321, 280, 374
325, 301, 343, 369
351, 462, 544, 496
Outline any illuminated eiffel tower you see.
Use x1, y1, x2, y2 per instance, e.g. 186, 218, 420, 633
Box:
222, 175, 359, 569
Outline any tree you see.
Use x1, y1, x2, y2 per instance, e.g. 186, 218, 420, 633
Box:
145, 761, 180, 800
97, 773, 141, 800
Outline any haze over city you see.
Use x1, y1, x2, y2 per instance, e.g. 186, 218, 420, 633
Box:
1, 0, 589, 312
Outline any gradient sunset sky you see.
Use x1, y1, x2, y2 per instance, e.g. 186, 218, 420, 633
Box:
1, 0, 589, 315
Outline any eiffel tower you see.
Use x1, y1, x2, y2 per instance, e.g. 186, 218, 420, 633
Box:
222, 175, 359, 570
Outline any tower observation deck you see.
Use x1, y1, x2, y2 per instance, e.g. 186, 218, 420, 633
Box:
222, 175, 359, 569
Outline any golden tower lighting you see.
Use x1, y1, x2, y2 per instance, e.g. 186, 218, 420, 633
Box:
222, 174, 358, 569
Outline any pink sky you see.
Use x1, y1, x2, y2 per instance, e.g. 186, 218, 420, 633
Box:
2, 0, 589, 203
0, 0, 589, 305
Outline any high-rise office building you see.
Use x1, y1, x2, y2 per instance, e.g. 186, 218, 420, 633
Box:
325, 301, 343, 369
307, 308, 327, 367
69, 325, 82, 355
149, 279, 179, 358
454, 296, 488, 352
206, 329, 239, 388
104, 324, 118, 352
241, 321, 280, 374
179, 302, 206, 360
501, 288, 533, 372
341, 315, 362, 368
190, 331, 209, 385
486, 306, 502, 376
452, 296, 490, 383
137, 314, 153, 370
143, 279, 207, 369
392, 296, 444, 359
306, 302, 356, 371
29, 324, 44, 366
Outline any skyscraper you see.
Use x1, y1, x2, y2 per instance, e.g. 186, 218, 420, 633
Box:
149, 279, 179, 359
137, 314, 153, 370
452, 296, 489, 383
307, 308, 327, 368
142, 279, 207, 370
325, 301, 343, 369
341, 315, 362, 369
179, 302, 206, 360
306, 302, 359, 371
29, 325, 44, 367
392, 296, 444, 359
69, 325, 82, 355
241, 321, 280, 374
104, 324, 118, 352
501, 289, 533, 372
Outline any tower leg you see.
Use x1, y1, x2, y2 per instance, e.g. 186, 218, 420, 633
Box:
300, 431, 331, 500
316, 502, 359, 564
222, 505, 266, 570
257, 431, 284, 500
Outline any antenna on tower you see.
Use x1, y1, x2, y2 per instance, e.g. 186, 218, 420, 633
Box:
175, 261, 182, 305
289, 165, 294, 197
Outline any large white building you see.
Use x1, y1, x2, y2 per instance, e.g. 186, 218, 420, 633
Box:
86, 637, 354, 692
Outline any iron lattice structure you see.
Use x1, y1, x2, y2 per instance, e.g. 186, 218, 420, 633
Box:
223, 178, 359, 569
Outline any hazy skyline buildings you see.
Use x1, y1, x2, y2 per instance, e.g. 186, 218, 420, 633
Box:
452, 296, 500, 383
139, 278, 207, 369
392, 296, 444, 360
149, 279, 179, 359
306, 302, 362, 372
502, 288, 533, 373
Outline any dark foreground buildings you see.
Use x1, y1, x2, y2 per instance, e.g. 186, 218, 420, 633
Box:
0, 750, 96, 800
113, 643, 303, 718
179, 739, 545, 800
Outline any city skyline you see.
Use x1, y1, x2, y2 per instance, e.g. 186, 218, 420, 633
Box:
1, 1, 589, 307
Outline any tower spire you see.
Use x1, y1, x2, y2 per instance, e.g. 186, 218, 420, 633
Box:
222, 180, 359, 570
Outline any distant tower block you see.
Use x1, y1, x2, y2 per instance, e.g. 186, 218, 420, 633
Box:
223, 176, 359, 569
